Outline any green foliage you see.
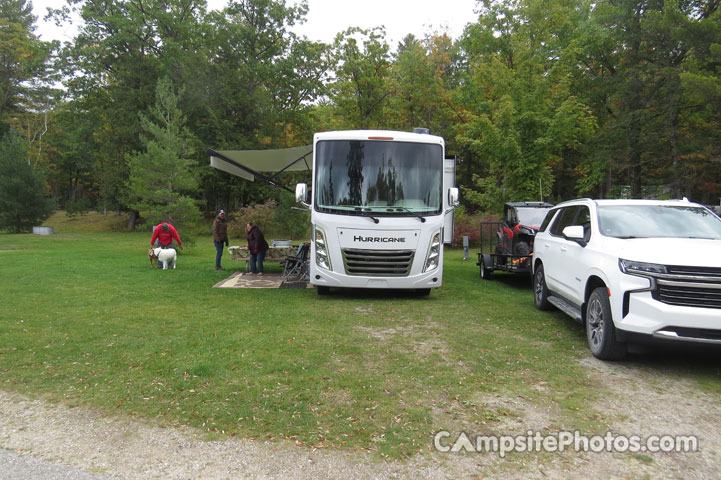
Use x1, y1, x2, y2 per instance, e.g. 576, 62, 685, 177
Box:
456, 0, 597, 213
0, 130, 54, 232
17, 0, 721, 222
64, 197, 92, 217
271, 193, 311, 240
330, 27, 392, 129
127, 77, 201, 229
225, 196, 310, 242
228, 199, 278, 240
383, 33, 459, 137
0, 2, 56, 132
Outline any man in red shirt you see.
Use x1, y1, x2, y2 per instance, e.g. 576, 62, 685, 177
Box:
151, 222, 183, 250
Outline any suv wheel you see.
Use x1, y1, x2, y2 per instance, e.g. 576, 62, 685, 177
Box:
533, 265, 551, 310
586, 287, 627, 360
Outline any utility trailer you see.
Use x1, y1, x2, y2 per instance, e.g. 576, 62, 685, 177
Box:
477, 201, 554, 279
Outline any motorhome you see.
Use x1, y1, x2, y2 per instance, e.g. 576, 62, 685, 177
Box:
209, 129, 458, 294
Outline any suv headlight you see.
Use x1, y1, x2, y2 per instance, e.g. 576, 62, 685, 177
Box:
619, 259, 667, 276
424, 230, 441, 272
314, 226, 331, 271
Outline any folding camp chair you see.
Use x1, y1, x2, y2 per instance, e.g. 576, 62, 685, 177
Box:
282, 243, 310, 281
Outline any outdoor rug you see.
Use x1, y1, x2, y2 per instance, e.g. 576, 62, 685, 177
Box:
213, 272, 312, 289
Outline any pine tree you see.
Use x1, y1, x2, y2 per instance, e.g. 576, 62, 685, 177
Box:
0, 130, 54, 232
126, 77, 201, 228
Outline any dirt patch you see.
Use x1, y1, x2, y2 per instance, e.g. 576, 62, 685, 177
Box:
577, 357, 721, 479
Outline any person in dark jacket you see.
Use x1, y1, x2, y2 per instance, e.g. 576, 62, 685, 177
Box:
212, 210, 229, 271
246, 222, 269, 274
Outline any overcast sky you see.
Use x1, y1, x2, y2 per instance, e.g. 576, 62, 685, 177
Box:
32, 0, 479, 47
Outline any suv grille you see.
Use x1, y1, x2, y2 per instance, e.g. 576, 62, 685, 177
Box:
342, 249, 414, 276
653, 266, 721, 309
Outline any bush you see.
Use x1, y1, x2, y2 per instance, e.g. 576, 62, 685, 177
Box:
65, 197, 92, 217
452, 206, 499, 249
228, 200, 278, 241
0, 131, 54, 232
227, 197, 311, 244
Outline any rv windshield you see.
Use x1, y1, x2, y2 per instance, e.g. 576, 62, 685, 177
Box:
314, 140, 443, 215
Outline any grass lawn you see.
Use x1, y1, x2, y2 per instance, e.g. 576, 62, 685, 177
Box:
4, 213, 714, 459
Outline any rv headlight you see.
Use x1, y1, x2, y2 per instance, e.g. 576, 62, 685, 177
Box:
424, 230, 442, 272
314, 226, 331, 271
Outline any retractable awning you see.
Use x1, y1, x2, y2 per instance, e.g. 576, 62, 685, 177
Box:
208, 145, 312, 193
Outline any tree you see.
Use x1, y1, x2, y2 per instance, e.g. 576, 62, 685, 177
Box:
329, 27, 392, 129
456, 0, 596, 213
56, 0, 211, 213
0, 129, 54, 232
0, 0, 57, 137
384, 33, 458, 136
574, 0, 721, 199
126, 77, 201, 228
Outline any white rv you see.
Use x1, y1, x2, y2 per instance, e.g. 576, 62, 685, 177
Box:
209, 129, 459, 294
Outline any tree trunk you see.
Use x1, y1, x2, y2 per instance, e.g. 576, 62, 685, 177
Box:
127, 210, 139, 232
627, 28, 644, 199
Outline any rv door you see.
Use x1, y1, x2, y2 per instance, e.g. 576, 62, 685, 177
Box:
443, 157, 456, 244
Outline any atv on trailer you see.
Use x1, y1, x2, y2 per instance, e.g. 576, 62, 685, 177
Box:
477, 201, 554, 279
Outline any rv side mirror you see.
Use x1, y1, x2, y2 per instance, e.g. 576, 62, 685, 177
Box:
448, 187, 459, 207
295, 183, 307, 203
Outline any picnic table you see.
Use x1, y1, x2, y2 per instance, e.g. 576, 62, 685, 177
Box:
227, 245, 298, 272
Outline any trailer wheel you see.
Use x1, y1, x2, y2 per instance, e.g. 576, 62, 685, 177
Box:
479, 254, 493, 280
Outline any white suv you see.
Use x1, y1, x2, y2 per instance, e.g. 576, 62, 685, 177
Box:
532, 198, 721, 360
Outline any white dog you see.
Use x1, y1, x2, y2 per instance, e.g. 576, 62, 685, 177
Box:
153, 247, 177, 269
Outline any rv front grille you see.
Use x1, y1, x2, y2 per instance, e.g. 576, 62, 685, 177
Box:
341, 248, 415, 277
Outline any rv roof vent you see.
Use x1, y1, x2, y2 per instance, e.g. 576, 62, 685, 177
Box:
413, 127, 430, 135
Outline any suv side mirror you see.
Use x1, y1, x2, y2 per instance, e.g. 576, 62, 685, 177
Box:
562, 225, 586, 245
295, 183, 307, 203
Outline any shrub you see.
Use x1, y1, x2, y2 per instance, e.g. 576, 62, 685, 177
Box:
65, 197, 92, 217
228, 200, 278, 241
227, 197, 311, 244
452, 206, 499, 249
0, 131, 54, 232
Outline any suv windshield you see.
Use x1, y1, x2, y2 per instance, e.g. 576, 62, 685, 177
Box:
314, 140, 442, 215
598, 205, 721, 239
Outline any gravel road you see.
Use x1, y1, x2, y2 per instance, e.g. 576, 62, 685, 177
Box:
2, 354, 720, 479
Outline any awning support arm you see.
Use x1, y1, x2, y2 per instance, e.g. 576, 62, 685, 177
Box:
267, 151, 312, 183
207, 148, 296, 194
